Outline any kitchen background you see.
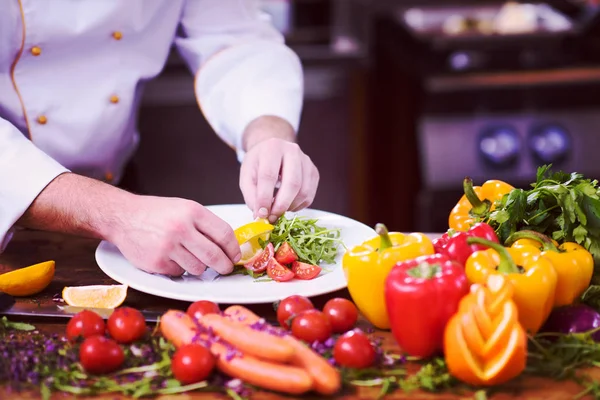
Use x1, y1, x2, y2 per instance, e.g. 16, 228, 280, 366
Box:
126, 0, 600, 233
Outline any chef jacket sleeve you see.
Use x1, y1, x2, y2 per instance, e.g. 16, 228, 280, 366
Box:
0, 118, 69, 252
175, 0, 304, 161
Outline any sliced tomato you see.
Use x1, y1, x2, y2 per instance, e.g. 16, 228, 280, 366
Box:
292, 261, 322, 280
267, 258, 295, 282
244, 243, 274, 273
275, 242, 298, 265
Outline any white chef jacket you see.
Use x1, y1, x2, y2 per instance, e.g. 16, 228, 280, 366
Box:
0, 0, 304, 251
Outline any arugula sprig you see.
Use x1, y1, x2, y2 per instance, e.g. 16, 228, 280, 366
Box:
262, 214, 345, 265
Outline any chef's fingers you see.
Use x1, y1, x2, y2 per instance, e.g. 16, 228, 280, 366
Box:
254, 153, 283, 220
170, 245, 207, 276
194, 207, 241, 264
239, 154, 257, 214
187, 232, 236, 276
140, 259, 184, 277
290, 155, 319, 212
270, 151, 303, 220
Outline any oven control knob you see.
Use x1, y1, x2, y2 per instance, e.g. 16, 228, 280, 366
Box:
528, 124, 571, 164
478, 126, 520, 167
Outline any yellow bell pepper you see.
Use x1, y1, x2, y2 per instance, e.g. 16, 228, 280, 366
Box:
449, 177, 514, 232
464, 236, 557, 334
444, 274, 527, 386
505, 230, 594, 307
342, 224, 434, 329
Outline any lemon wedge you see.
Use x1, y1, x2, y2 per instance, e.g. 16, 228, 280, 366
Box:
62, 284, 128, 308
0, 260, 55, 297
234, 218, 274, 265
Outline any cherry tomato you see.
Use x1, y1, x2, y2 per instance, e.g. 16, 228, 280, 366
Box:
323, 298, 359, 334
267, 258, 295, 282
275, 242, 298, 265
79, 335, 125, 374
291, 309, 332, 343
244, 243, 274, 273
171, 343, 216, 384
187, 300, 220, 321
291, 261, 321, 280
276, 295, 315, 329
333, 330, 376, 369
107, 307, 147, 344
66, 310, 106, 341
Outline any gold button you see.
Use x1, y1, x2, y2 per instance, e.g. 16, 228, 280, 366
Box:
104, 172, 114, 182
36, 115, 47, 125
31, 46, 42, 56
110, 95, 119, 104
112, 31, 123, 40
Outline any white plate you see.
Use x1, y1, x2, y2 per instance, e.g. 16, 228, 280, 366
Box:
95, 205, 378, 304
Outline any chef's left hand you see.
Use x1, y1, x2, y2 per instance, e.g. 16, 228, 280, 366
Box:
239, 116, 319, 223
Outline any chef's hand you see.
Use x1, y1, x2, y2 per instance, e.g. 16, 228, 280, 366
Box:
239, 116, 320, 223
111, 195, 241, 276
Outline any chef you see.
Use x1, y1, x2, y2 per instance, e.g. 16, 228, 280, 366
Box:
0, 1, 319, 277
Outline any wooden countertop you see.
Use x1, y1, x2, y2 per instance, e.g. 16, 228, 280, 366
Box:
0, 229, 597, 399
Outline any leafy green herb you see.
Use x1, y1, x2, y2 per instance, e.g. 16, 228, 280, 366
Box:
263, 215, 345, 265
524, 328, 600, 399
581, 285, 600, 310
345, 356, 459, 397
0, 316, 35, 331
484, 165, 600, 276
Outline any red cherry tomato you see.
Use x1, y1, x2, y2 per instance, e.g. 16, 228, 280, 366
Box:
66, 310, 106, 341
107, 307, 147, 344
244, 243, 274, 273
171, 343, 216, 384
267, 258, 295, 282
275, 242, 298, 265
291, 261, 321, 280
79, 335, 125, 374
323, 298, 359, 334
187, 300, 220, 321
333, 330, 376, 369
276, 295, 315, 329
291, 309, 332, 343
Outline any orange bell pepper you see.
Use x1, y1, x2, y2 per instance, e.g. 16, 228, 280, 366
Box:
444, 275, 527, 386
449, 177, 514, 232
464, 237, 557, 334
506, 230, 594, 307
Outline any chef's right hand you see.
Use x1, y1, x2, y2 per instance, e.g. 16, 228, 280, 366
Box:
109, 195, 241, 276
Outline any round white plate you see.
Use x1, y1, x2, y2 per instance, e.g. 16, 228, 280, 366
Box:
95, 205, 377, 304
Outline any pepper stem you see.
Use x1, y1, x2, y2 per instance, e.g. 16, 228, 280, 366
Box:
466, 237, 521, 274
406, 262, 441, 279
464, 177, 491, 216
375, 223, 393, 251
504, 230, 559, 252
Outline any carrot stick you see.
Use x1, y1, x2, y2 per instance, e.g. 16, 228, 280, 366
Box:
197, 313, 295, 363
160, 310, 313, 395
222, 305, 342, 395
223, 305, 262, 325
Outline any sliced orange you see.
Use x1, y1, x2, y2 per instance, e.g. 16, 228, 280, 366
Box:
62, 284, 128, 308
0, 260, 55, 297
234, 218, 274, 265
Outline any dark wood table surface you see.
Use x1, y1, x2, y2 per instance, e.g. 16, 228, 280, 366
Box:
0, 229, 597, 399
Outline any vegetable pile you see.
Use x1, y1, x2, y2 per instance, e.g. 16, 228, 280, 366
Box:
339, 164, 600, 398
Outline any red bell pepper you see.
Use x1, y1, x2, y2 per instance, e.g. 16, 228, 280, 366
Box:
432, 222, 500, 266
384, 253, 469, 358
